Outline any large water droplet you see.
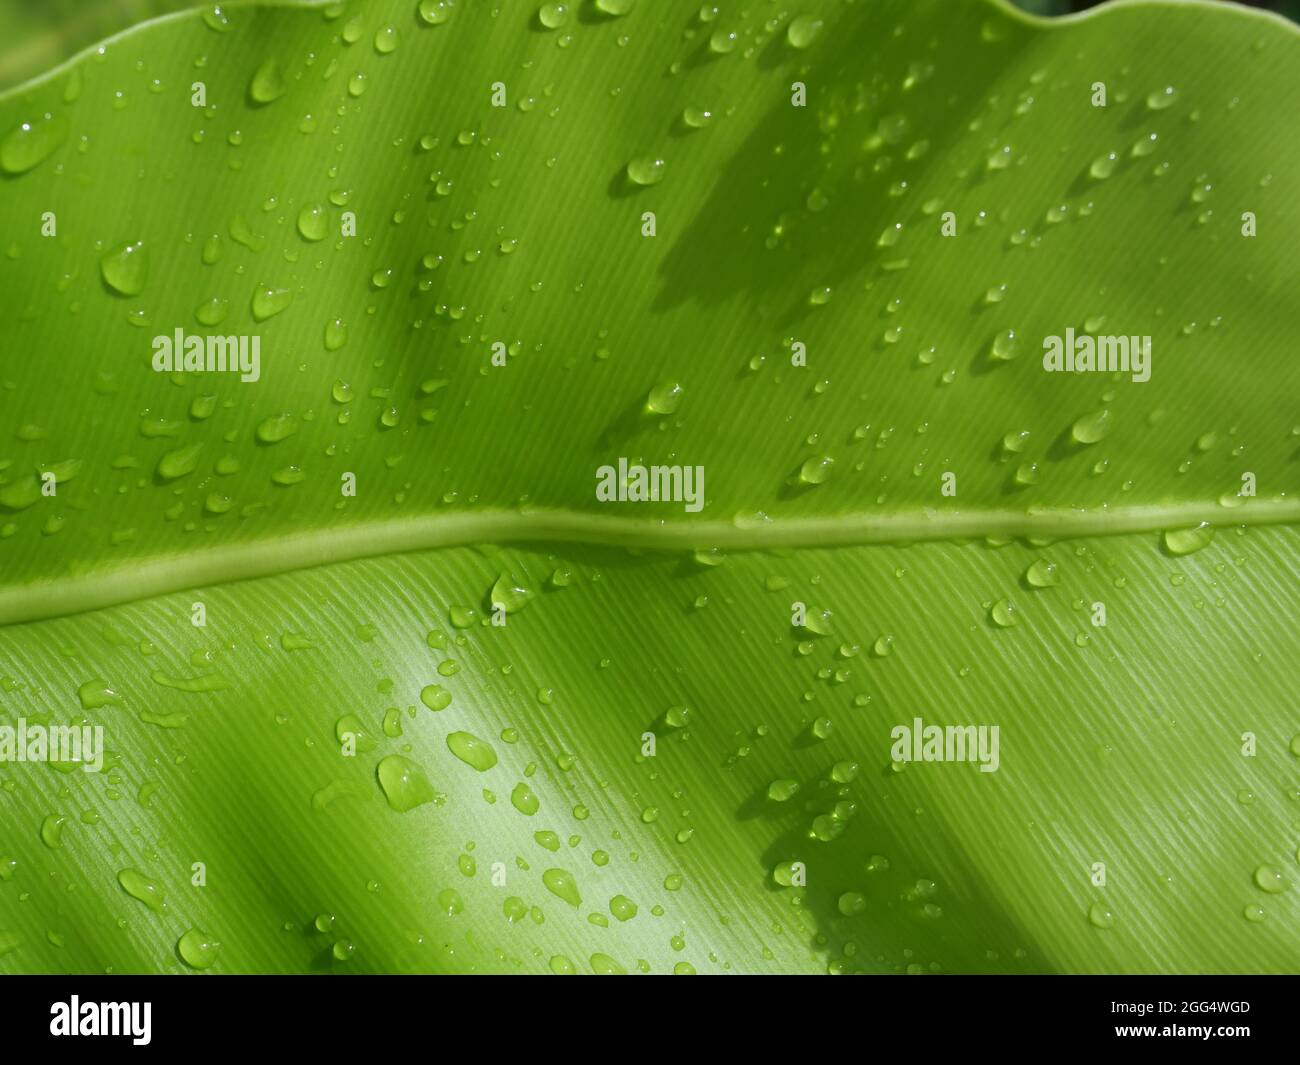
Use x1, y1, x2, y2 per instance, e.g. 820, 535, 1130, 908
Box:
538, 2, 569, 28
542, 867, 581, 907
117, 868, 166, 913
297, 203, 327, 242
490, 573, 534, 614
255, 413, 297, 443
248, 59, 286, 103
100, 241, 148, 297
1146, 85, 1178, 110
156, 443, 203, 481
377, 755, 435, 811
1, 113, 68, 174
626, 156, 665, 186
417, 0, 456, 25
787, 15, 824, 49
1253, 864, 1289, 894
177, 928, 220, 969
447, 731, 497, 771
510, 782, 540, 815
251, 285, 292, 321
1163, 524, 1213, 556
646, 381, 682, 414
1087, 901, 1115, 929
1071, 409, 1112, 445
990, 598, 1019, 628
799, 455, 834, 485
1025, 559, 1059, 588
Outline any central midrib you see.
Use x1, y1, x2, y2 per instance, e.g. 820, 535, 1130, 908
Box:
4, 498, 1298, 627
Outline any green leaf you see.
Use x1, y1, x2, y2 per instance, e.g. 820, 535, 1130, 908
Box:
1, 0, 1298, 974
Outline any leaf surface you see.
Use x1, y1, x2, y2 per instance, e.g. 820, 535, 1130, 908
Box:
1, 0, 1297, 974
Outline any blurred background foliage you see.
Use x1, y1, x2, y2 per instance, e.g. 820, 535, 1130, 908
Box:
0, 0, 1297, 93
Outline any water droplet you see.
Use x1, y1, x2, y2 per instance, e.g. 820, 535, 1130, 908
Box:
787, 14, 824, 49
1087, 901, 1115, 929
447, 731, 497, 772
1130, 132, 1158, 158
377, 755, 435, 811
1253, 864, 1288, 894
100, 241, 148, 297
297, 203, 328, 242
324, 318, 348, 351
417, 0, 456, 25
626, 156, 666, 186
490, 573, 533, 614
1089, 152, 1118, 180
610, 894, 638, 921
646, 381, 682, 414
990, 329, 1019, 361
255, 413, 297, 444
374, 25, 399, 53
251, 285, 292, 321
1, 112, 68, 175
511, 782, 540, 816
837, 892, 867, 916
1243, 903, 1266, 923
799, 455, 834, 486
767, 779, 799, 802
420, 684, 452, 711
1025, 559, 1059, 588
117, 869, 165, 913
990, 598, 1019, 628
1071, 409, 1112, 445
177, 928, 220, 969
1163, 524, 1214, 556
986, 144, 1012, 171
542, 867, 581, 907
195, 297, 228, 326
1146, 85, 1178, 110
538, 3, 569, 29
1014, 462, 1039, 486
248, 59, 286, 103
709, 27, 738, 53
683, 106, 713, 128
156, 443, 203, 481
77, 678, 121, 709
